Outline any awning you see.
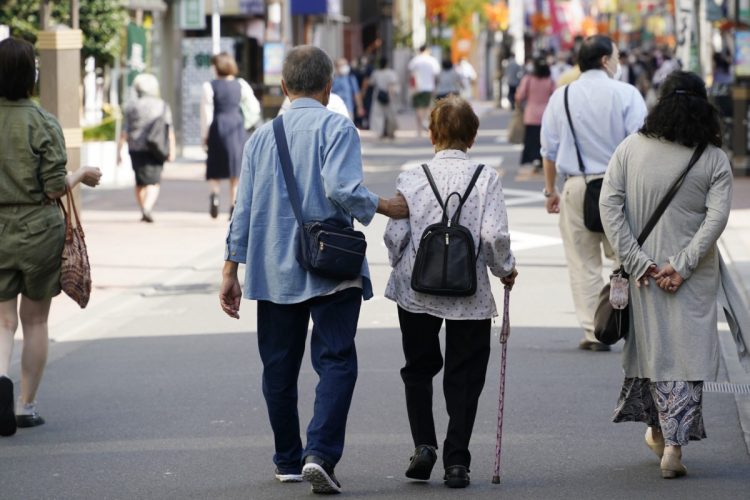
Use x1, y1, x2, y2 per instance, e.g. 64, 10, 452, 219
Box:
124, 0, 168, 12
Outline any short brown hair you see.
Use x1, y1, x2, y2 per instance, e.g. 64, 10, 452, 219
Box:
211, 52, 238, 77
0, 38, 36, 100
429, 95, 479, 151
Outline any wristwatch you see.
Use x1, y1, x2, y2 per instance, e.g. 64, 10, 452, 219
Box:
543, 188, 555, 198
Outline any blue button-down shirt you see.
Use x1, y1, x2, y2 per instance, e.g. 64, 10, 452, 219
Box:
540, 70, 647, 176
225, 98, 380, 304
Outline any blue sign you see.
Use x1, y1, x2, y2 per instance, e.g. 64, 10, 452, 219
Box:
292, 0, 327, 15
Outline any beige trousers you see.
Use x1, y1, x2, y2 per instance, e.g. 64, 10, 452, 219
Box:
559, 175, 614, 342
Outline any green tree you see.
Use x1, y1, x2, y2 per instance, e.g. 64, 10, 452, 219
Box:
0, 0, 127, 66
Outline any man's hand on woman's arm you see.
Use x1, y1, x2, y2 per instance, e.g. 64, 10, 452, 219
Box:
377, 193, 409, 219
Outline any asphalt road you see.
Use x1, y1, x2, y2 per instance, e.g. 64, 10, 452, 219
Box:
1, 108, 749, 499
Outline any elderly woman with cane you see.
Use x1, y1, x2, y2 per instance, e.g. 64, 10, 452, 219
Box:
384, 95, 517, 488
600, 71, 734, 479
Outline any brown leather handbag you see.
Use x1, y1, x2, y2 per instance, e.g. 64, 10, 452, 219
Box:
58, 186, 91, 308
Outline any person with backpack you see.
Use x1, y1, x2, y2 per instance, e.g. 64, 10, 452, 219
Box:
117, 73, 175, 223
383, 95, 517, 489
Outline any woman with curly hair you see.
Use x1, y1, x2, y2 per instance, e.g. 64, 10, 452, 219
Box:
599, 71, 732, 478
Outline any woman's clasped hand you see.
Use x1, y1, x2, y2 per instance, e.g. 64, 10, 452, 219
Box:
636, 263, 684, 293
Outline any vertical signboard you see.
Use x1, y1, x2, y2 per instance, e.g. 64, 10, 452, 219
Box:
181, 37, 235, 145
264, 42, 285, 86
127, 22, 147, 86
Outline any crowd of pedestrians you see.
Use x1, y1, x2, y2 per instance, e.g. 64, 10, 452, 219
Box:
1, 30, 749, 497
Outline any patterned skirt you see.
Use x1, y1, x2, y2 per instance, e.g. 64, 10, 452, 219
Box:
612, 378, 707, 446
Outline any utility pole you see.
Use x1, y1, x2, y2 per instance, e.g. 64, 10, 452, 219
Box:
212, 0, 222, 55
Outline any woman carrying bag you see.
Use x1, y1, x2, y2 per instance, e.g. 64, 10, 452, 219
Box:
383, 96, 517, 488
0, 38, 101, 436
600, 72, 734, 479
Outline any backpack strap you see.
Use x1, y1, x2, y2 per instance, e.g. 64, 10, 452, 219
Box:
451, 164, 485, 224
421, 164, 448, 224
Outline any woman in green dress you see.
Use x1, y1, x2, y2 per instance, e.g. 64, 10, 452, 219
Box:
0, 38, 102, 437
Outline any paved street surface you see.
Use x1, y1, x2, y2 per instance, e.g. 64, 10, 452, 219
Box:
1, 106, 749, 499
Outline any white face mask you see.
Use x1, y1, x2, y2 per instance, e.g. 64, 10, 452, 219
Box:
339, 65, 351, 76
613, 63, 623, 80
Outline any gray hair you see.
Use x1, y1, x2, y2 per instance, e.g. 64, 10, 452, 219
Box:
133, 73, 160, 98
282, 45, 333, 95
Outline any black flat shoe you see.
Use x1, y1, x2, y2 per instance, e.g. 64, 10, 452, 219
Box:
0, 376, 16, 437
210, 194, 219, 219
443, 465, 470, 488
405, 445, 437, 480
16, 412, 45, 428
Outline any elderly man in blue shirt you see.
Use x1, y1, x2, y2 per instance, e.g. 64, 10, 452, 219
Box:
220, 45, 408, 494
540, 35, 647, 352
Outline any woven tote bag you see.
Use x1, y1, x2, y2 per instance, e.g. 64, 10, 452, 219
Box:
58, 186, 91, 308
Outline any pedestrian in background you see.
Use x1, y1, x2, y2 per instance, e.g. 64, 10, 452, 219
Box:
434, 59, 463, 100
503, 53, 523, 109
201, 52, 260, 219
600, 71, 733, 479
369, 57, 399, 140
117, 73, 175, 223
220, 45, 408, 495
408, 45, 440, 136
0, 38, 102, 437
456, 56, 477, 99
540, 35, 647, 351
515, 57, 555, 173
383, 95, 517, 489
332, 58, 365, 122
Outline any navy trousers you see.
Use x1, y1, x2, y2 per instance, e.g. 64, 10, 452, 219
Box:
257, 288, 361, 473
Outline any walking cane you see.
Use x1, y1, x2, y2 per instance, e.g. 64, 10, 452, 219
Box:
492, 286, 511, 484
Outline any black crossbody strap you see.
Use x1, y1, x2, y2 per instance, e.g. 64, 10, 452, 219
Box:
272, 116, 305, 228
636, 143, 707, 246
563, 84, 587, 178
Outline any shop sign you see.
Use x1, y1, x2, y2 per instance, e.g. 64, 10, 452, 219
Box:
734, 31, 750, 78
264, 42, 285, 86
292, 0, 327, 15
180, 0, 206, 30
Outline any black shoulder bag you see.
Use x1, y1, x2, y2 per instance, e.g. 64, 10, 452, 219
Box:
411, 164, 484, 296
563, 84, 604, 233
594, 143, 708, 345
272, 116, 367, 281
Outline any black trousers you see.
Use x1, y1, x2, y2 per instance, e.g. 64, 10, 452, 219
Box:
397, 306, 491, 468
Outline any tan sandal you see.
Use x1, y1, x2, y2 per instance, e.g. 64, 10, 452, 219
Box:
660, 450, 687, 479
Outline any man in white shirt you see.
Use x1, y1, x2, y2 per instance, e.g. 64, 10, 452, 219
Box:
540, 35, 647, 352
408, 45, 440, 136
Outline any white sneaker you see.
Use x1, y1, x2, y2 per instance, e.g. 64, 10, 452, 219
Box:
275, 468, 303, 483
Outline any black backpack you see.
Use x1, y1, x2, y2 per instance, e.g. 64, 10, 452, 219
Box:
411, 163, 485, 297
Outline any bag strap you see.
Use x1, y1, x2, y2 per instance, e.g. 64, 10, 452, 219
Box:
636, 143, 707, 246
57, 184, 84, 240
563, 84, 587, 178
421, 163, 485, 225
272, 116, 305, 228
452, 164, 485, 224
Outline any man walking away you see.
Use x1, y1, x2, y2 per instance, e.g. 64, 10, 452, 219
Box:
408, 45, 440, 136
503, 53, 523, 109
220, 45, 408, 494
540, 35, 647, 352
